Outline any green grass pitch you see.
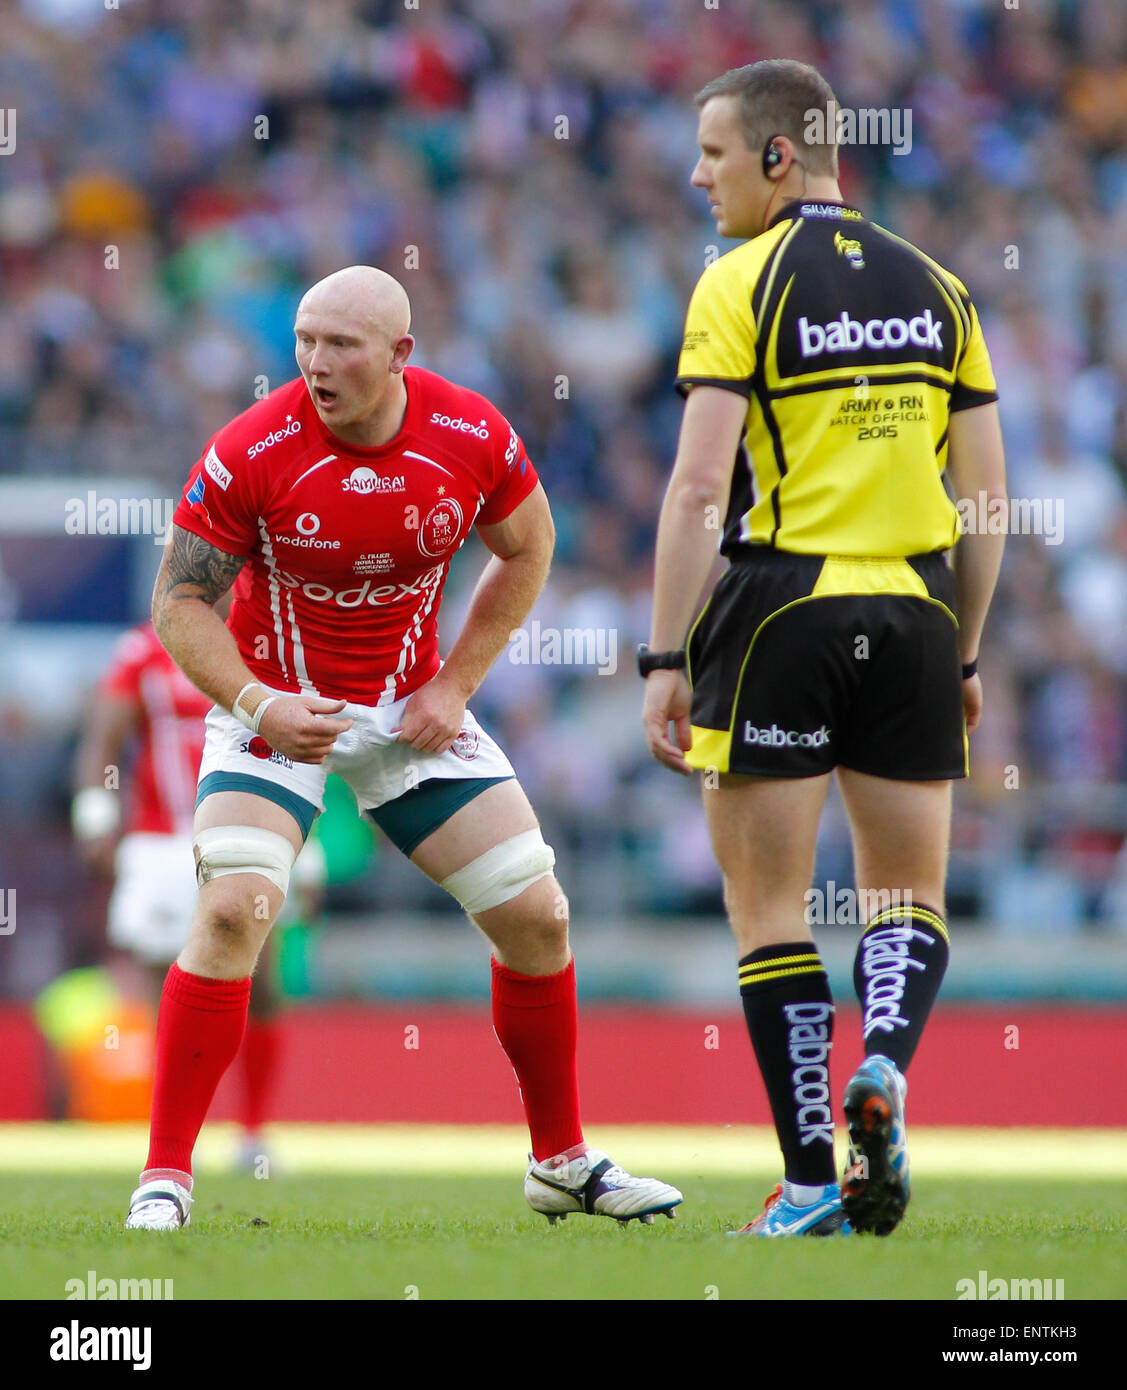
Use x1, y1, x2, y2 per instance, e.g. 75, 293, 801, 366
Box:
2, 1124, 1124, 1301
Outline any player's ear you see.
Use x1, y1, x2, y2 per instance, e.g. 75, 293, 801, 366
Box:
390, 334, 414, 373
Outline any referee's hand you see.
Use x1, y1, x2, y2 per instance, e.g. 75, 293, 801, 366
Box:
642, 669, 694, 775
962, 672, 984, 733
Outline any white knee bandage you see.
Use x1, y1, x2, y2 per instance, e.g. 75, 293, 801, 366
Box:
439, 829, 556, 915
193, 826, 296, 897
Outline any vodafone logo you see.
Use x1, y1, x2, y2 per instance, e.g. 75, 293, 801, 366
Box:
273, 535, 341, 549
273, 512, 341, 548
342, 467, 406, 494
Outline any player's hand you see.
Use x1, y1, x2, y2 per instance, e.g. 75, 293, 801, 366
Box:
394, 671, 468, 755
642, 669, 694, 775
962, 672, 983, 733
257, 695, 353, 764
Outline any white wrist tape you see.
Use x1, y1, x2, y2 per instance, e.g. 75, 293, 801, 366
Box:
232, 681, 277, 734
71, 787, 121, 840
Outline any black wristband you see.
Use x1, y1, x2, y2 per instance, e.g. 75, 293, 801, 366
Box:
961, 660, 978, 680
637, 644, 687, 677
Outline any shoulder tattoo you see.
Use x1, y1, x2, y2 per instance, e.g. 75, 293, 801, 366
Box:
160, 526, 245, 605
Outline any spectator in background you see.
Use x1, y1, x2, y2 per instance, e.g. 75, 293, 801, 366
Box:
0, 0, 1123, 932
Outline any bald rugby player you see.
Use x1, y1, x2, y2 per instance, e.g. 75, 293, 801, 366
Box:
125, 267, 681, 1230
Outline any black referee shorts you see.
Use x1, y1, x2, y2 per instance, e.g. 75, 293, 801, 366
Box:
685, 548, 967, 781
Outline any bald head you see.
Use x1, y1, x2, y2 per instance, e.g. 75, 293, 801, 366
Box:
297, 265, 411, 341
294, 265, 416, 447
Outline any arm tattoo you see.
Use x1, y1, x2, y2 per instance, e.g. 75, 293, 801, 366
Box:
159, 525, 246, 606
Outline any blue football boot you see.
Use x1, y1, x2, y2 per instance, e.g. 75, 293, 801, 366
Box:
842, 1053, 910, 1235
730, 1181, 851, 1237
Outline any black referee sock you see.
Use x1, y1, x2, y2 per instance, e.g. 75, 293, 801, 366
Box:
739, 942, 837, 1187
854, 903, 950, 1071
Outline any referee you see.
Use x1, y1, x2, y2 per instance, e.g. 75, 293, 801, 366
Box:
642, 60, 1006, 1236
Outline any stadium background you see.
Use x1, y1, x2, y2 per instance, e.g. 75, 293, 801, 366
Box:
0, 0, 1124, 1129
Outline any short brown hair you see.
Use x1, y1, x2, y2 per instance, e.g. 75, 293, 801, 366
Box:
695, 59, 839, 177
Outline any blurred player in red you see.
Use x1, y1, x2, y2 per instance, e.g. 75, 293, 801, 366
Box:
123, 264, 681, 1230
72, 610, 309, 1169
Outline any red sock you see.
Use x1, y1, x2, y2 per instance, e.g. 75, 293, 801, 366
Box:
144, 963, 251, 1176
491, 956, 584, 1162
239, 1016, 281, 1133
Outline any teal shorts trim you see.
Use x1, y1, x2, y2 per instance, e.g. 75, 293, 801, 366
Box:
368, 775, 513, 857
196, 771, 318, 840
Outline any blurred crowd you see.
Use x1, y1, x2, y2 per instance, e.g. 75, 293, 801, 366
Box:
3, 0, 1127, 965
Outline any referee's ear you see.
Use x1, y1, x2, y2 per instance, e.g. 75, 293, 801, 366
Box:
756, 134, 806, 233
762, 136, 786, 178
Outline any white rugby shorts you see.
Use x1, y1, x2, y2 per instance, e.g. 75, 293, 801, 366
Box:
197, 682, 515, 823
107, 832, 197, 964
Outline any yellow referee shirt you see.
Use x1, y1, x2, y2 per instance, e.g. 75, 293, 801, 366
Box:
676, 201, 998, 557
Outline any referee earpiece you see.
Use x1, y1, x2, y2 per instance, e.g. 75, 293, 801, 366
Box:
762, 138, 784, 178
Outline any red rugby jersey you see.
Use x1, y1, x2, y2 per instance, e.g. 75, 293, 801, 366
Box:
171, 367, 539, 704
100, 623, 210, 835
